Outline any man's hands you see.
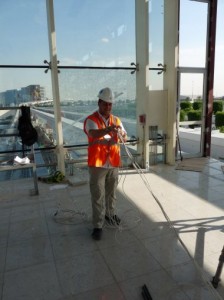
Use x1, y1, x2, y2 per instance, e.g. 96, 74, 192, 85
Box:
89, 125, 127, 141
105, 125, 127, 142
115, 126, 127, 142
106, 124, 120, 133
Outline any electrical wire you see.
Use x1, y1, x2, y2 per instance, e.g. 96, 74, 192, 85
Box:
52, 183, 91, 224
118, 131, 223, 300
52, 128, 222, 299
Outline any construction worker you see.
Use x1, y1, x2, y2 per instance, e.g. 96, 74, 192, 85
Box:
83, 87, 127, 240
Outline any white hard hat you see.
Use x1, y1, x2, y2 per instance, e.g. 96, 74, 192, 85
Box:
97, 87, 114, 103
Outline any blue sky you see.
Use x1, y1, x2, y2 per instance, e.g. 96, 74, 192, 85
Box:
179, 0, 224, 97
0, 0, 223, 98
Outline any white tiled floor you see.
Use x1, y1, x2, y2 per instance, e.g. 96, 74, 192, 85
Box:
0, 158, 224, 300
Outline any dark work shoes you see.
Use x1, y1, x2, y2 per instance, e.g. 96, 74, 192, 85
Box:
91, 215, 121, 240
91, 228, 102, 240
105, 215, 121, 226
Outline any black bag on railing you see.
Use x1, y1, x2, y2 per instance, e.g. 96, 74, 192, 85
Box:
18, 106, 38, 146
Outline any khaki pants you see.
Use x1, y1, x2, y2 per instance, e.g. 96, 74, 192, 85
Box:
89, 167, 119, 228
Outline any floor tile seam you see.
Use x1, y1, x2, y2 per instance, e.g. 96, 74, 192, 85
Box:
177, 209, 224, 224
48, 226, 89, 239
53, 249, 100, 266
139, 227, 178, 242
140, 224, 201, 265
193, 250, 222, 264
204, 171, 221, 176
9, 215, 47, 224
158, 200, 194, 217
1, 205, 13, 300
0, 246, 7, 300
7, 233, 50, 247
116, 205, 146, 225
168, 205, 205, 220
41, 204, 67, 297
52, 249, 101, 262
0, 203, 18, 210
117, 269, 178, 297
97, 245, 148, 299
52, 248, 121, 297
164, 262, 223, 300
168, 185, 203, 193
72, 283, 128, 300
145, 198, 198, 232
209, 200, 224, 209
0, 217, 11, 227
205, 174, 224, 182
49, 226, 100, 259
172, 250, 221, 283
158, 255, 193, 270
96, 232, 146, 252
151, 266, 193, 300
9, 213, 49, 225
192, 188, 224, 197
180, 171, 208, 179
202, 183, 224, 190
208, 184, 224, 192
10, 210, 46, 221
137, 236, 185, 270
133, 228, 174, 241
164, 260, 205, 279
9, 201, 43, 209
6, 233, 51, 247
188, 198, 224, 209
4, 257, 56, 274
0, 204, 40, 209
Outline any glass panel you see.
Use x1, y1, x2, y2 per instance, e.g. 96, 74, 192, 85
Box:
179, 0, 208, 67
0, 106, 50, 180
148, 0, 164, 90
178, 72, 204, 158
214, 0, 224, 97
0, 68, 55, 163
0, 108, 18, 142
0, 0, 49, 65
57, 69, 136, 146
54, 0, 135, 67
0, 69, 52, 105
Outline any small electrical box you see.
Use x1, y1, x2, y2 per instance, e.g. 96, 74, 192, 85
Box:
139, 114, 146, 125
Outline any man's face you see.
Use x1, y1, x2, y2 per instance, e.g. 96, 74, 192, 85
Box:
98, 100, 112, 118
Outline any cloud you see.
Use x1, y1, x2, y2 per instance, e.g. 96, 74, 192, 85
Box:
101, 38, 109, 43
60, 57, 76, 65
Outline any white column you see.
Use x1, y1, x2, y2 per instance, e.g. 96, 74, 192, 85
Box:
163, 0, 179, 165
135, 0, 149, 168
46, 0, 65, 173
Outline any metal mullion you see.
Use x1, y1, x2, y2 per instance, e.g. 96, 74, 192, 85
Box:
0, 65, 46, 68
46, 0, 65, 173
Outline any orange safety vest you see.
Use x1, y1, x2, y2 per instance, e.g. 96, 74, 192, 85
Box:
84, 111, 122, 167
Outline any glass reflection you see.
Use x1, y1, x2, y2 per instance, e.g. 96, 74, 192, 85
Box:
54, 0, 135, 67
57, 68, 136, 146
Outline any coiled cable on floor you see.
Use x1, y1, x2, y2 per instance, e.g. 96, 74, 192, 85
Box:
52, 184, 90, 224
118, 132, 223, 300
